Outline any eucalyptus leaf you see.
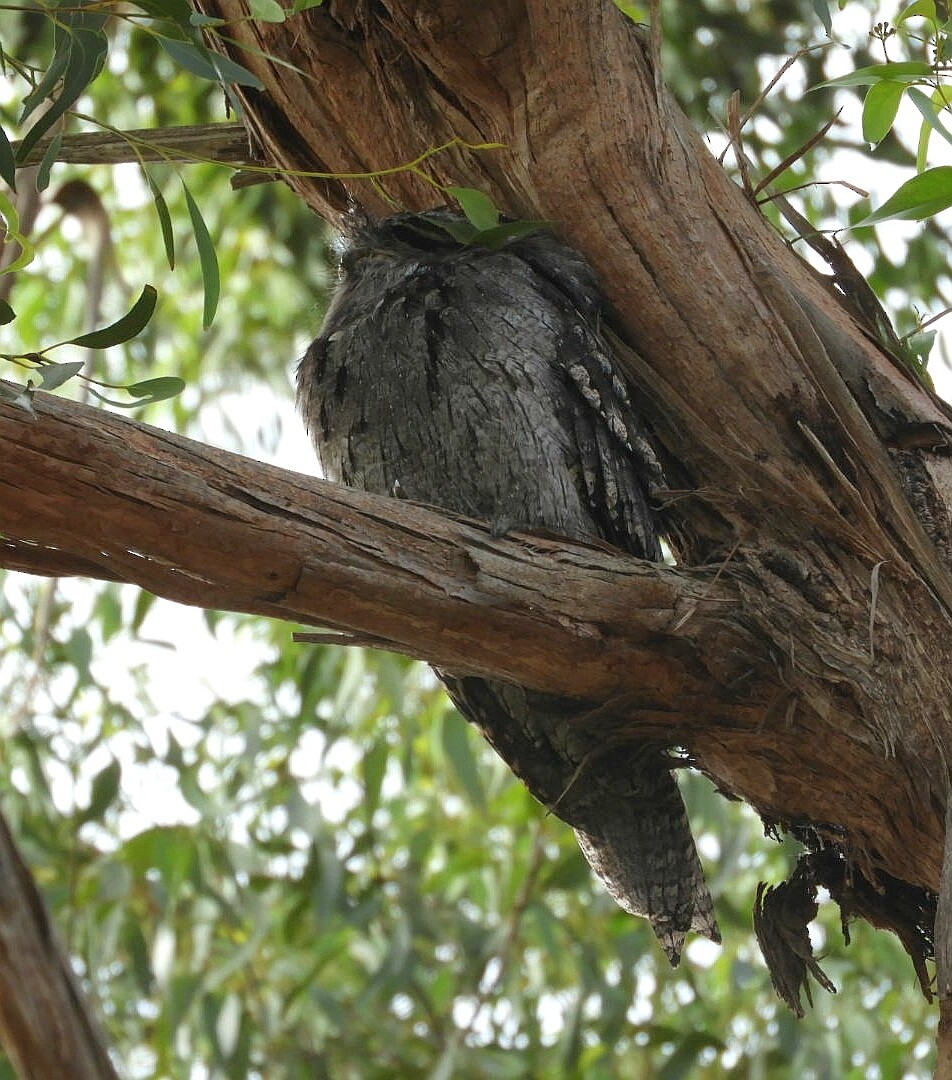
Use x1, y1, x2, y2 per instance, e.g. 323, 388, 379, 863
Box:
361, 739, 388, 820
441, 710, 486, 811
145, 172, 176, 269
182, 182, 220, 328
124, 376, 186, 403
248, 0, 287, 22
853, 166, 952, 226
17, 24, 109, 161
81, 760, 122, 823
0, 125, 16, 191
0, 190, 35, 275
446, 186, 500, 232
471, 219, 553, 250
19, 28, 70, 126
896, 0, 937, 23
158, 37, 264, 90
34, 132, 63, 193
908, 87, 952, 154
812, 0, 832, 35
132, 0, 194, 21
813, 61, 934, 90
189, 11, 228, 25
37, 360, 84, 390
0, 381, 35, 414
65, 285, 158, 349
862, 81, 904, 146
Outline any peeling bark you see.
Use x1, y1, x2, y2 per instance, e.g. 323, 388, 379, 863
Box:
178, 1, 952, 891
4, 0, 952, 1032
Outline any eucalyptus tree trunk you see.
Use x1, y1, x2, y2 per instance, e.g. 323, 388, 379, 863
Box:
4, 0, 952, 1068
190, 0, 952, 904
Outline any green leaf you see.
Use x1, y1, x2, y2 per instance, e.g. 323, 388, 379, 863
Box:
132, 589, 156, 632
896, 0, 937, 23
853, 166, 952, 226
66, 626, 93, 677
0, 191, 34, 274
123, 825, 196, 892
446, 186, 500, 232
610, 0, 644, 19
88, 377, 185, 408
20, 26, 71, 125
157, 36, 264, 90
34, 132, 62, 193
182, 182, 220, 328
441, 710, 486, 810
0, 299, 14, 325
542, 849, 592, 891
93, 587, 122, 642
361, 739, 388, 819
248, 0, 287, 22
431, 216, 478, 245
905, 328, 937, 363
470, 219, 553, 250
82, 760, 122, 823
908, 86, 952, 156
132, 0, 194, 21
812, 0, 832, 36
64, 285, 158, 349
124, 376, 186, 402
0, 125, 16, 191
862, 81, 904, 146
189, 11, 228, 25
17, 24, 109, 161
37, 360, 84, 390
145, 171, 176, 268
813, 61, 934, 90
290, 0, 324, 10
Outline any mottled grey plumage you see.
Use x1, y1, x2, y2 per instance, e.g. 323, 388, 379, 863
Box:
297, 210, 718, 963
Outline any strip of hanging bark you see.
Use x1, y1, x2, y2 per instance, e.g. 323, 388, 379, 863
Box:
753, 872, 836, 1018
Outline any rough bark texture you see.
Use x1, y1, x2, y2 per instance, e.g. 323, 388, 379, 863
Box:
3, 0, 952, 1030
0, 813, 118, 1079
182, 1, 952, 893
1, 384, 946, 894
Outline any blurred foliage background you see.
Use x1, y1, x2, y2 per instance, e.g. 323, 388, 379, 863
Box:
0, 0, 947, 1076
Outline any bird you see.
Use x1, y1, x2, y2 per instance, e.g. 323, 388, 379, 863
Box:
297, 209, 718, 964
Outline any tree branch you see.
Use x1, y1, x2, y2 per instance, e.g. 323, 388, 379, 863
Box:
1, 386, 947, 892
176, 0, 952, 900
0, 810, 118, 1079
0, 389, 739, 706
11, 123, 254, 168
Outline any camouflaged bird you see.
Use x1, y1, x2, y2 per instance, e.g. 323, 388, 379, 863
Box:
297, 210, 718, 963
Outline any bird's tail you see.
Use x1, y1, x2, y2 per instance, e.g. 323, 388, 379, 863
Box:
572, 761, 719, 966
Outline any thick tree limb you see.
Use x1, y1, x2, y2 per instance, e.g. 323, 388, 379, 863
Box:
0, 389, 742, 705
5, 0, 952, 1048
0, 387, 947, 893
176, 0, 952, 890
